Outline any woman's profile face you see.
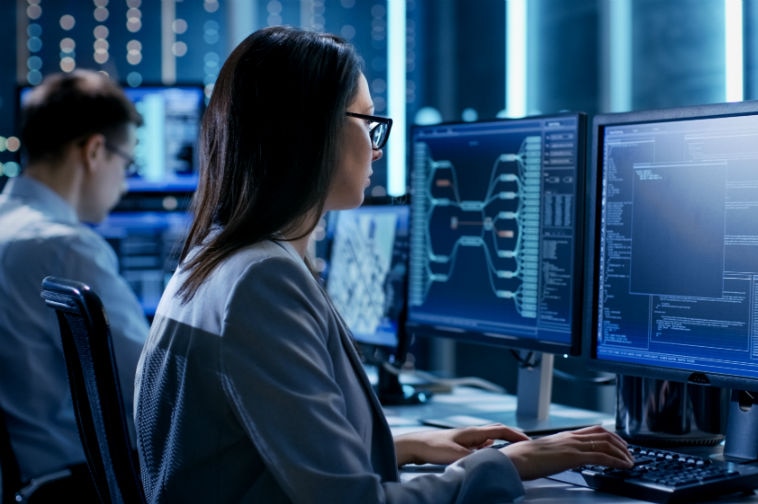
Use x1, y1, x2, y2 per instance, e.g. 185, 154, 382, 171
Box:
326, 73, 383, 212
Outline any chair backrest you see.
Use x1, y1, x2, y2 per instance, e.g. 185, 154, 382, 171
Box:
0, 407, 22, 504
40, 276, 146, 504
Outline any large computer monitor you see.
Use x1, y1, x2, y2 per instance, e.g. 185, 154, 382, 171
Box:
324, 197, 430, 405
406, 112, 608, 433
586, 100, 758, 460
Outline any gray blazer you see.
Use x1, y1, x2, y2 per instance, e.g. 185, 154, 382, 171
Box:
135, 238, 524, 503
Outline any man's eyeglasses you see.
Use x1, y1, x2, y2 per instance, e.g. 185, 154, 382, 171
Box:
105, 142, 138, 177
346, 112, 393, 150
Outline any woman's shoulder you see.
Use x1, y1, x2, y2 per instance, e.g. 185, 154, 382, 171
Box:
210, 239, 317, 289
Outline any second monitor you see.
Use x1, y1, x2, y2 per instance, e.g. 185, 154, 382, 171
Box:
406, 112, 609, 433
324, 198, 430, 405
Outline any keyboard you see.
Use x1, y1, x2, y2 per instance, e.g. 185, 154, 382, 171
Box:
576, 444, 758, 503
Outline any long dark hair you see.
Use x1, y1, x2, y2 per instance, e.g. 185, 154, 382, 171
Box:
178, 26, 362, 301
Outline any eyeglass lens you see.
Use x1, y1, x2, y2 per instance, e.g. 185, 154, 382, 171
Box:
370, 122, 388, 149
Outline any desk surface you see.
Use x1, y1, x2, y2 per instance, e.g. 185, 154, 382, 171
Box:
386, 385, 758, 503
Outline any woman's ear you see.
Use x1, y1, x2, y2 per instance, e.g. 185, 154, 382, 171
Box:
80, 133, 107, 173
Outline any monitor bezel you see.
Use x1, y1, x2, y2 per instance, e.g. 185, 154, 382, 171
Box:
405, 111, 589, 357
583, 99, 758, 391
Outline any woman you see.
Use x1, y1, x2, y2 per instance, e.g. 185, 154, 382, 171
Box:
134, 25, 633, 503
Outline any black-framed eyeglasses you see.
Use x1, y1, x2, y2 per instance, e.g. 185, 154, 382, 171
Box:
346, 112, 393, 150
105, 142, 138, 177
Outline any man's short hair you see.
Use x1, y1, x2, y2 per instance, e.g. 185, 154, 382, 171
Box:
20, 69, 143, 163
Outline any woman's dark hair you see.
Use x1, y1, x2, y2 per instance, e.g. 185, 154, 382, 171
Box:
178, 26, 363, 301
20, 69, 142, 163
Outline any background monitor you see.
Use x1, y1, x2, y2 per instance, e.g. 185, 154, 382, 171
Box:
91, 210, 192, 318
102, 85, 204, 318
406, 112, 607, 433
323, 197, 429, 405
120, 84, 205, 193
586, 100, 758, 459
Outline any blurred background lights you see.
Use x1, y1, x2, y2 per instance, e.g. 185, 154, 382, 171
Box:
203, 0, 219, 13
60, 38, 75, 53
93, 6, 109, 23
172, 41, 187, 57
26, 4, 42, 21
203, 20, 220, 45
461, 107, 478, 122
0, 162, 22, 178
126, 72, 143, 87
127, 39, 142, 65
59, 15, 75, 31
7, 137, 21, 152
172, 19, 188, 34
59, 56, 76, 72
414, 107, 443, 125
93, 25, 109, 39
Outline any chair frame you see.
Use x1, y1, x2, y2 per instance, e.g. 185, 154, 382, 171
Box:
40, 276, 145, 504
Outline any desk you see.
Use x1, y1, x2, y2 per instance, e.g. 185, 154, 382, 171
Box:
384, 385, 614, 436
385, 386, 758, 503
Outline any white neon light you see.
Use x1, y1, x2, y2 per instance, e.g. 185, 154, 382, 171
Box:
725, 0, 744, 102
387, 0, 406, 196
608, 0, 632, 112
506, 0, 527, 118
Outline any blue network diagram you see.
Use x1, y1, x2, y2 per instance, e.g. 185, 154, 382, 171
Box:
407, 117, 583, 345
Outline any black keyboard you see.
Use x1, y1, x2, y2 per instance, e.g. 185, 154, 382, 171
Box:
577, 444, 758, 503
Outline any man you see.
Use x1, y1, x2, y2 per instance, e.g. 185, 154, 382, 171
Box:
0, 70, 149, 494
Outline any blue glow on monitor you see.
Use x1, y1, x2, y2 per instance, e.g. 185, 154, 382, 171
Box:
589, 101, 758, 388
406, 113, 587, 355
122, 85, 204, 192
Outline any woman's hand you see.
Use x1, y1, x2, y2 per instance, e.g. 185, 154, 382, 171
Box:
394, 424, 530, 466
500, 425, 634, 480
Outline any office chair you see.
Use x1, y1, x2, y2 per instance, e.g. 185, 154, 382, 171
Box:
1, 395, 94, 503
0, 407, 21, 504
40, 276, 146, 504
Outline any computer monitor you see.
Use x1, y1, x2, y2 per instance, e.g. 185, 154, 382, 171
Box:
91, 210, 191, 318
120, 84, 205, 193
406, 112, 608, 433
586, 100, 758, 460
324, 197, 429, 405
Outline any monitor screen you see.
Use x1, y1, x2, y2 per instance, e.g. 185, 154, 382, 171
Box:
406, 113, 587, 356
402, 113, 612, 432
121, 84, 205, 193
325, 201, 410, 358
586, 100, 758, 393
323, 199, 431, 405
92, 210, 192, 318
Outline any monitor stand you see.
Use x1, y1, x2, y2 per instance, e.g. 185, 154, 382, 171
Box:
374, 360, 432, 406
502, 352, 609, 435
615, 375, 726, 448
418, 352, 611, 435
723, 389, 758, 462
